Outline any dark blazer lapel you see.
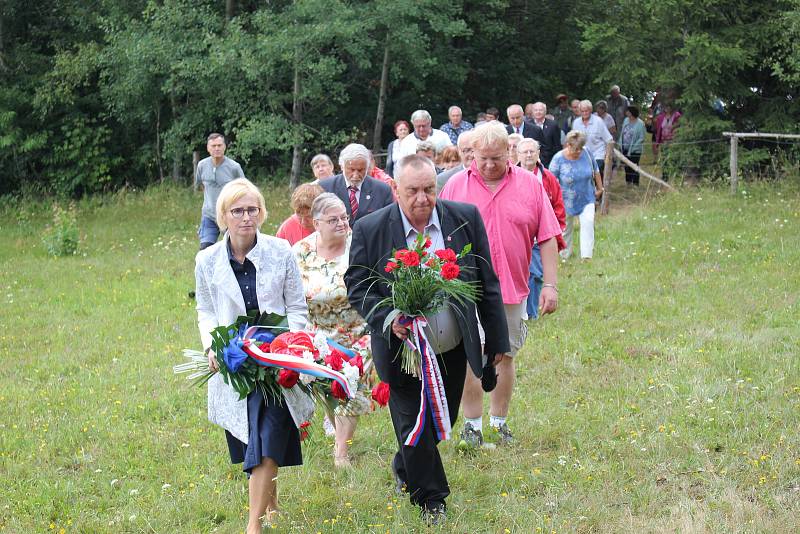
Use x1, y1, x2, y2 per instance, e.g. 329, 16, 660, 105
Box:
358, 177, 375, 215
437, 200, 467, 253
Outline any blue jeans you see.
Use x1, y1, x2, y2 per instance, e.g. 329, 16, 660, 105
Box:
198, 216, 221, 249
526, 244, 543, 319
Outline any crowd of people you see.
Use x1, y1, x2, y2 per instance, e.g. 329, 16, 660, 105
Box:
191, 86, 681, 532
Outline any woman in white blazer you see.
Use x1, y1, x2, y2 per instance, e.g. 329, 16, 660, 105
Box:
195, 178, 308, 532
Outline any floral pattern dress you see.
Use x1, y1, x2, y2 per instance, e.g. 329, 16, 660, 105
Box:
293, 232, 373, 415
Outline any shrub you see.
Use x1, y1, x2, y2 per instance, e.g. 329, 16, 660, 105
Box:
42, 203, 80, 257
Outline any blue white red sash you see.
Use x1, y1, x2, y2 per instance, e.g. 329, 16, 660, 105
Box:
400, 316, 451, 446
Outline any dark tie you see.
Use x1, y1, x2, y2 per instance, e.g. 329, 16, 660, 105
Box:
348, 185, 359, 220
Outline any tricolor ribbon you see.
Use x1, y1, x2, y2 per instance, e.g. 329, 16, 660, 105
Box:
243, 326, 357, 360
239, 338, 355, 399
399, 315, 451, 446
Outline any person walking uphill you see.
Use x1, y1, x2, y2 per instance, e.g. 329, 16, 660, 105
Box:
195, 133, 244, 250
439, 122, 561, 448
344, 155, 509, 526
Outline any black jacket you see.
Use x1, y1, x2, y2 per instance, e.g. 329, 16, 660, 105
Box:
344, 200, 509, 386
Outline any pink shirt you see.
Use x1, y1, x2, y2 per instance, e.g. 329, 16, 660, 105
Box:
276, 215, 313, 245
439, 161, 561, 304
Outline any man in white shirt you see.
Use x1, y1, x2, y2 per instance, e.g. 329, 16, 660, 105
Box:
571, 99, 614, 176
399, 109, 453, 158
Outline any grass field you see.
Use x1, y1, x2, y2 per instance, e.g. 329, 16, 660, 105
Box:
0, 178, 798, 533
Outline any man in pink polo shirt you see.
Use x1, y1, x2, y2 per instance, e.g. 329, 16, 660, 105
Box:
439, 121, 561, 446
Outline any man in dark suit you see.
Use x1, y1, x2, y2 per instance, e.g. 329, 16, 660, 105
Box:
505, 104, 538, 139
345, 155, 509, 524
527, 101, 563, 167
319, 143, 393, 226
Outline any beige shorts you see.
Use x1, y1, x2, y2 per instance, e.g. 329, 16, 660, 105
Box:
477, 302, 528, 357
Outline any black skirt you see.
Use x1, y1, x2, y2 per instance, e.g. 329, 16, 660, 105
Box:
225, 386, 302, 473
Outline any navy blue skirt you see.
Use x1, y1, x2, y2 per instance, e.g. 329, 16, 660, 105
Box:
225, 386, 302, 473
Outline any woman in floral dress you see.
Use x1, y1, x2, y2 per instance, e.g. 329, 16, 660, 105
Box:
293, 192, 373, 467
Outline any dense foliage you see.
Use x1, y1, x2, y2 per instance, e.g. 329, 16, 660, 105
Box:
2, 0, 799, 195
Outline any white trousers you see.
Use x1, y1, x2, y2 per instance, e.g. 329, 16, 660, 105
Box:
561, 202, 595, 259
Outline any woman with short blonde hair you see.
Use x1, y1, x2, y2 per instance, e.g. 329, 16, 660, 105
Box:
197, 177, 308, 532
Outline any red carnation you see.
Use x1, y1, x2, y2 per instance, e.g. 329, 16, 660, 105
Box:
400, 251, 420, 267
394, 249, 409, 261
371, 382, 390, 406
350, 355, 364, 376
299, 421, 311, 440
325, 350, 345, 371
424, 237, 432, 249
425, 258, 437, 268
277, 369, 300, 389
435, 248, 457, 262
441, 262, 460, 280
331, 380, 348, 400
385, 261, 398, 273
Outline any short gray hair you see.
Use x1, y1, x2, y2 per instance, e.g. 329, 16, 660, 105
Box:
310, 153, 333, 167
410, 109, 432, 123
448, 105, 462, 115
338, 143, 370, 170
579, 99, 593, 111
457, 130, 475, 148
596, 100, 608, 111
507, 133, 523, 144
311, 192, 346, 220
610, 84, 620, 92
518, 138, 540, 151
416, 140, 436, 153
565, 130, 587, 149
395, 154, 436, 182
506, 104, 523, 116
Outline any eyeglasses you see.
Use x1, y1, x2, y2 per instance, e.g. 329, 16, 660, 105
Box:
230, 206, 260, 218
319, 215, 349, 225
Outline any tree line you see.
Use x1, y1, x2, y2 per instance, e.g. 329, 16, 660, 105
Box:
1, 0, 799, 196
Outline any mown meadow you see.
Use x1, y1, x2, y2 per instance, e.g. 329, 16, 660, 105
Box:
0, 179, 798, 533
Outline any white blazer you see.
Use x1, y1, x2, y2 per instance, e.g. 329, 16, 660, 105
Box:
195, 232, 308, 443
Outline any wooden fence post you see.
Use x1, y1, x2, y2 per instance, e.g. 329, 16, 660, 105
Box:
729, 135, 738, 194
600, 143, 614, 215
192, 151, 200, 190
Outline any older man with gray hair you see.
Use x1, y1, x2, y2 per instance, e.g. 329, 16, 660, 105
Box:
319, 143, 394, 225
399, 109, 453, 158
607, 85, 629, 137
439, 105, 474, 144
436, 130, 475, 193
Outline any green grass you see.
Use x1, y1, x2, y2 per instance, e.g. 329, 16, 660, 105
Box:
0, 179, 798, 533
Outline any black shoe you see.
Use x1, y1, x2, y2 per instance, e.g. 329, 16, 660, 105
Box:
421, 502, 446, 526
391, 463, 406, 496
188, 290, 196, 299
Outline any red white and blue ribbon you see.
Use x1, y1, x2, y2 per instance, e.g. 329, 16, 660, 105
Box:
240, 339, 355, 399
399, 315, 451, 446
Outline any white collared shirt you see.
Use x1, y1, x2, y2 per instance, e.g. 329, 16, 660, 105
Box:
397, 206, 462, 354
